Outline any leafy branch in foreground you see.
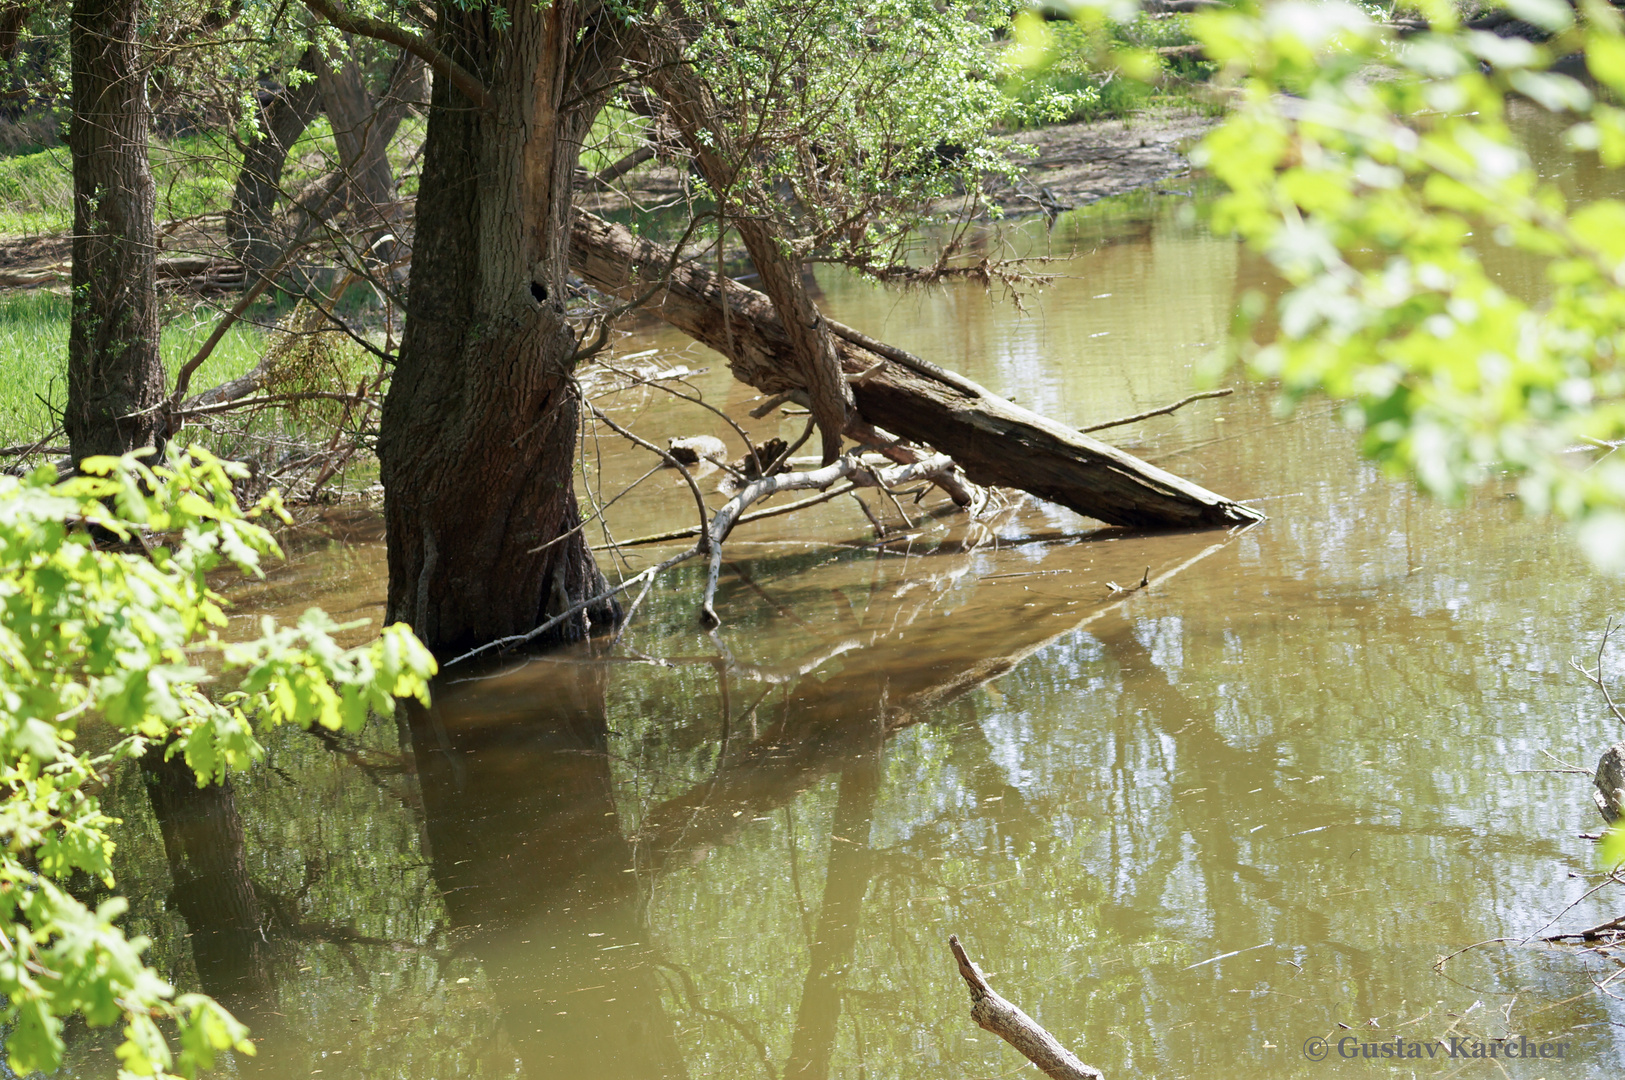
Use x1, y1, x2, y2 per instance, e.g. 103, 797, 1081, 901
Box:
1186, 0, 1625, 567
0, 446, 436, 1077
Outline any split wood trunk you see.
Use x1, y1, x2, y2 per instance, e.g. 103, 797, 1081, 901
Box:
569, 211, 1262, 530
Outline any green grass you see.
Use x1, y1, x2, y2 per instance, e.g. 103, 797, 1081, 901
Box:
0, 291, 269, 446
997, 14, 1218, 128
0, 114, 430, 235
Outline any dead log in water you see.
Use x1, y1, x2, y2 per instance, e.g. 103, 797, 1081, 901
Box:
569, 210, 1261, 529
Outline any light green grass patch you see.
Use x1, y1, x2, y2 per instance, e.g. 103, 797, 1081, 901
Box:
0, 290, 269, 445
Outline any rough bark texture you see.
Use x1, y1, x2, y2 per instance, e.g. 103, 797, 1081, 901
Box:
312, 45, 424, 221
380, 4, 620, 658
1596, 742, 1625, 824
226, 47, 324, 278
634, 29, 853, 463
951, 935, 1105, 1080
67, 0, 165, 463
570, 211, 1261, 529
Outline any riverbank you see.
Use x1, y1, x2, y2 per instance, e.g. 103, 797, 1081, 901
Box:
0, 105, 1220, 285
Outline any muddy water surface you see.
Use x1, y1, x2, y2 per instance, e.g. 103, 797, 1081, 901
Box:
74, 175, 1625, 1080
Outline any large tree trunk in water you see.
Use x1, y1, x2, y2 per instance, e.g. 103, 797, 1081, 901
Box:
380, 5, 620, 658
570, 211, 1261, 529
67, 0, 164, 463
226, 47, 323, 280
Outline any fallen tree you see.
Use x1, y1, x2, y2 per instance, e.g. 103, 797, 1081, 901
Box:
569, 211, 1262, 530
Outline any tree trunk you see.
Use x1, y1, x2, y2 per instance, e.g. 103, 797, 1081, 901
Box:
312, 44, 424, 221
635, 31, 853, 463
569, 211, 1261, 529
226, 47, 323, 280
379, 4, 621, 658
67, 0, 164, 463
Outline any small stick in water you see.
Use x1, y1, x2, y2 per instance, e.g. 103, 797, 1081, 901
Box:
948, 935, 1105, 1080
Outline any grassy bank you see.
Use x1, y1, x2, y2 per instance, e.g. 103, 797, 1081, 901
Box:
0, 291, 268, 445
996, 12, 1217, 128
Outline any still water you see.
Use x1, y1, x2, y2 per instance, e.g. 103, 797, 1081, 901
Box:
68, 169, 1625, 1078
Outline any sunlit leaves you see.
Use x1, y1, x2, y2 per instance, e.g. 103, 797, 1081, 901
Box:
678, 0, 1022, 274
0, 446, 436, 1076
1185, 1, 1625, 564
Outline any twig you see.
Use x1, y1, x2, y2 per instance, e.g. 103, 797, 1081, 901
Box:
609, 572, 657, 650
1081, 388, 1233, 434
594, 481, 859, 548
699, 453, 956, 625
1543, 915, 1625, 942
442, 548, 698, 669
166, 235, 310, 420
588, 405, 713, 557
1571, 619, 1625, 727
948, 936, 1103, 1080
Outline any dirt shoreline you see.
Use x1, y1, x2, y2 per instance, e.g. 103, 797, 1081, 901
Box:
0, 107, 1217, 282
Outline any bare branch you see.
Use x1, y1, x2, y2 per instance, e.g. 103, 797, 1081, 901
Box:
299, 0, 497, 113
948, 935, 1104, 1080
1081, 388, 1234, 434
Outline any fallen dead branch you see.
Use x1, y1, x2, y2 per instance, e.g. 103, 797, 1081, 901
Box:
1081, 388, 1233, 434
949, 935, 1104, 1080
569, 210, 1263, 530
699, 452, 958, 623
597, 482, 860, 548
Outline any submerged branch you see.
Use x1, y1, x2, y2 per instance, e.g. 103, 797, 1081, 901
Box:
948, 935, 1104, 1080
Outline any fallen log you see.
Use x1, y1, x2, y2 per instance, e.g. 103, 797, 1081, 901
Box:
569, 211, 1261, 529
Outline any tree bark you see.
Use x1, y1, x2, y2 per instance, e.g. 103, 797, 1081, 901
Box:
634, 30, 853, 463
950, 935, 1105, 1080
569, 211, 1261, 529
379, 4, 622, 658
226, 47, 324, 279
66, 0, 165, 463
311, 44, 424, 221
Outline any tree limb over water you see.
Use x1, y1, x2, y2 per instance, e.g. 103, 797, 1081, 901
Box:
569, 211, 1262, 530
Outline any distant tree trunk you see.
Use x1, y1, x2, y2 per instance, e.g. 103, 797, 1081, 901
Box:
226, 46, 323, 280
0, 3, 34, 65
312, 44, 402, 219
379, 4, 621, 657
66, 0, 164, 463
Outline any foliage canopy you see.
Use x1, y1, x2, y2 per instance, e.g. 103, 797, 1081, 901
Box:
1179, 0, 1625, 568
0, 448, 435, 1076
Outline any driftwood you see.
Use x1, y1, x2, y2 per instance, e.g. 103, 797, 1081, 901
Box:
0, 255, 244, 292
949, 935, 1104, 1080
569, 211, 1261, 530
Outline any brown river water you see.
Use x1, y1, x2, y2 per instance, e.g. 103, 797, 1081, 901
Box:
60, 130, 1625, 1079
